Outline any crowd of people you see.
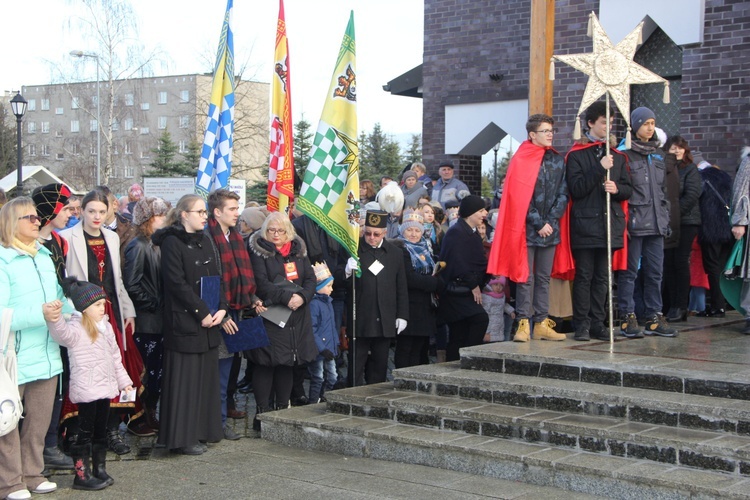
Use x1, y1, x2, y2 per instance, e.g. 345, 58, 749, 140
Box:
1, 100, 749, 499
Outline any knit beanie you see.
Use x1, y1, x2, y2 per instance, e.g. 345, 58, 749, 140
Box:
63, 277, 107, 313
239, 207, 268, 232
132, 197, 170, 226
32, 183, 71, 227
459, 195, 486, 218
399, 209, 424, 235
402, 170, 418, 182
631, 107, 656, 133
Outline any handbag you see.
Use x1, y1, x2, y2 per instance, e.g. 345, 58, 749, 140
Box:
0, 308, 23, 437
723, 237, 745, 280
221, 316, 270, 353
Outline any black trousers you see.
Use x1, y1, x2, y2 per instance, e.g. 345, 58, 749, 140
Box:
701, 240, 733, 311
348, 337, 391, 386
446, 312, 489, 362
572, 247, 610, 330
226, 353, 241, 411
77, 399, 110, 444
394, 335, 429, 369
663, 226, 699, 311
252, 364, 293, 410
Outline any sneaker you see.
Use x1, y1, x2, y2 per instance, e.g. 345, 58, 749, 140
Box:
6, 489, 31, 500
513, 318, 530, 342
620, 313, 644, 339
573, 327, 590, 341
533, 318, 566, 341
223, 425, 241, 441
589, 323, 611, 341
644, 313, 678, 337
31, 481, 57, 494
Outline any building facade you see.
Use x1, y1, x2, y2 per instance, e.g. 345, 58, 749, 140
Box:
21, 74, 269, 194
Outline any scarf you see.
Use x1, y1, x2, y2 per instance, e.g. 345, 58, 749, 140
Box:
401, 236, 434, 275
13, 238, 39, 257
629, 138, 659, 156
207, 218, 255, 310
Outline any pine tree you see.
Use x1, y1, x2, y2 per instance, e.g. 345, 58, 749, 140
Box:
293, 116, 313, 176
148, 130, 195, 177
404, 134, 422, 164
179, 139, 202, 175
0, 108, 17, 177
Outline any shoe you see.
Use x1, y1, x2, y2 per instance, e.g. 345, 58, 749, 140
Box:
290, 396, 309, 407
573, 328, 590, 341
106, 429, 131, 455
31, 481, 57, 494
620, 313, 644, 339
70, 443, 108, 491
127, 419, 157, 437
43, 446, 74, 470
5, 489, 31, 500
666, 308, 687, 322
223, 425, 241, 441
227, 408, 247, 419
710, 308, 726, 318
644, 314, 678, 337
513, 319, 530, 342
92, 441, 114, 487
533, 318, 566, 341
239, 383, 253, 394
590, 324, 613, 341
742, 319, 750, 335
236, 377, 249, 389
172, 444, 204, 455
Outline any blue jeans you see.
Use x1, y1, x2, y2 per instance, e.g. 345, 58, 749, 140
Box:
618, 235, 664, 317
308, 358, 337, 402
218, 356, 233, 426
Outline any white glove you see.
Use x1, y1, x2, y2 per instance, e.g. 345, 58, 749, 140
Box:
396, 318, 407, 335
345, 257, 359, 278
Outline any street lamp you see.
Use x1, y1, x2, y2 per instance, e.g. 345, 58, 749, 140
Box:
70, 50, 101, 186
492, 142, 501, 193
10, 92, 27, 197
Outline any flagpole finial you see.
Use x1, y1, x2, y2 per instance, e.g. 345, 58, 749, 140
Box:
663, 82, 670, 104
549, 58, 555, 81
586, 13, 593, 38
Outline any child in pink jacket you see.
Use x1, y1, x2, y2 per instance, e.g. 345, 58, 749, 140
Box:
43, 278, 132, 492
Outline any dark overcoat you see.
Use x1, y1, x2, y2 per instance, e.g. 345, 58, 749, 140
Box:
392, 239, 442, 337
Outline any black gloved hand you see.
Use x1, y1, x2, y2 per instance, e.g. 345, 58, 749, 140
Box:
321, 349, 335, 361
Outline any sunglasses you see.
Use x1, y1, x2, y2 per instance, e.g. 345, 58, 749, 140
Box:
18, 214, 42, 224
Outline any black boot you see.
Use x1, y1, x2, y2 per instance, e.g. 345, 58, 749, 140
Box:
92, 440, 114, 486
252, 406, 270, 433
106, 428, 131, 455
70, 443, 108, 491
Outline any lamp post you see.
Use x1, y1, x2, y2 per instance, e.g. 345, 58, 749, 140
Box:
70, 50, 101, 186
492, 142, 501, 193
10, 92, 27, 197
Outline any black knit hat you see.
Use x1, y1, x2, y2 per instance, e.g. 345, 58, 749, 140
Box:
62, 277, 107, 313
32, 183, 71, 227
459, 195, 486, 218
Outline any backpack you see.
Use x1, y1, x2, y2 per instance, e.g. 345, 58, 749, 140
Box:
0, 308, 23, 437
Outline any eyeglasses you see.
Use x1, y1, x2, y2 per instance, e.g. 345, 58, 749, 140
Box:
534, 128, 557, 135
267, 228, 287, 235
187, 210, 208, 217
364, 231, 384, 237
18, 214, 42, 224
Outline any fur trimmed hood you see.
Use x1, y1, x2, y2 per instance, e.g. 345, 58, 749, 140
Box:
151, 224, 202, 247
248, 231, 307, 259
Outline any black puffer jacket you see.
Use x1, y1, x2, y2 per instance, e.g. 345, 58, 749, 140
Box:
699, 166, 733, 244
565, 141, 633, 250
526, 149, 568, 247
123, 234, 163, 334
678, 163, 702, 226
247, 232, 318, 367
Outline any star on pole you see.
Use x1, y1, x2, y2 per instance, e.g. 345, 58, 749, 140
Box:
551, 12, 669, 139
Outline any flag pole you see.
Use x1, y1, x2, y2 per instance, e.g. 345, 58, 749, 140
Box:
605, 91, 614, 345
351, 274, 357, 387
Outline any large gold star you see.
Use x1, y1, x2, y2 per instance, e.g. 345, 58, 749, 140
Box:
552, 12, 667, 132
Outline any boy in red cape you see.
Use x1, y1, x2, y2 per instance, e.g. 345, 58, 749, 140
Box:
487, 114, 569, 342
564, 102, 632, 341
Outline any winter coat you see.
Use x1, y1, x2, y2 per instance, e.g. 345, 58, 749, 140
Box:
699, 166, 733, 244
392, 239, 441, 337
46, 314, 132, 404
123, 235, 163, 335
482, 293, 514, 342
402, 184, 429, 210
247, 232, 319, 366
663, 156, 682, 249
526, 149, 568, 247
565, 140, 632, 250
0, 244, 71, 385
730, 148, 750, 279
348, 237, 410, 339
678, 163, 702, 226
309, 293, 340, 360
152, 225, 224, 354
432, 177, 470, 209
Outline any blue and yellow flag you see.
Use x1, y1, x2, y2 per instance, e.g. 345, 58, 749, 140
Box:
196, 0, 235, 197
298, 12, 359, 260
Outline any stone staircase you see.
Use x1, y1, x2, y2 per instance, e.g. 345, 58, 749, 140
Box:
261, 332, 750, 499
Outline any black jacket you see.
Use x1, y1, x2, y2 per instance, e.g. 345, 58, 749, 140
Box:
392, 239, 442, 337
678, 163, 702, 226
699, 167, 733, 244
526, 149, 568, 247
123, 234, 163, 334
621, 141, 674, 238
152, 225, 224, 354
247, 232, 318, 366
565, 141, 632, 250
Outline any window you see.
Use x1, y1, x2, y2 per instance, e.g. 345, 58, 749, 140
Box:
41, 145, 50, 156
141, 103, 150, 111
41, 122, 50, 134
56, 152, 64, 161
111, 119, 119, 131
55, 130, 63, 137
41, 99, 50, 111
124, 165, 134, 178
70, 120, 80, 133
27, 122, 36, 134
72, 143, 79, 155
124, 94, 134, 106
178, 140, 187, 153
90, 144, 97, 155
158, 116, 167, 129
92, 95, 98, 108
27, 99, 36, 111
179, 115, 189, 129
140, 127, 149, 135
125, 142, 132, 155
158, 91, 167, 104
123, 117, 133, 131
28, 144, 36, 157
71, 98, 79, 109
180, 90, 189, 102
140, 150, 150, 159
113, 144, 119, 155
90, 119, 98, 132
55, 107, 64, 115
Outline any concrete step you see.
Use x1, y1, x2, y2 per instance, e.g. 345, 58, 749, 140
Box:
392, 362, 750, 435
325, 382, 750, 476
260, 404, 750, 500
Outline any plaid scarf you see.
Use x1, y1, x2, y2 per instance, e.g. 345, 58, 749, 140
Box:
207, 218, 256, 310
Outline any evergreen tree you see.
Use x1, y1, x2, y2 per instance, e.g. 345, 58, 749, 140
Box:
246, 165, 269, 205
148, 130, 194, 177
404, 134, 422, 164
359, 123, 403, 181
179, 138, 202, 174
293, 116, 313, 176
0, 108, 17, 177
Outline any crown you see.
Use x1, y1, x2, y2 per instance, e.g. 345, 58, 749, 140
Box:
312, 261, 333, 283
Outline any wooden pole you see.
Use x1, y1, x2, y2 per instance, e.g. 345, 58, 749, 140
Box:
529, 0, 555, 115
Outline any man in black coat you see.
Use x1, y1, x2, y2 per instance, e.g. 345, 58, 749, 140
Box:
346, 210, 409, 386
565, 102, 632, 341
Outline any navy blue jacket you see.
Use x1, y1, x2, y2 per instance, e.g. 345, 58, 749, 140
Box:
310, 293, 340, 359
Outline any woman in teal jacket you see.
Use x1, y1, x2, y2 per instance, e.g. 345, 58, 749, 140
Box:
0, 197, 71, 500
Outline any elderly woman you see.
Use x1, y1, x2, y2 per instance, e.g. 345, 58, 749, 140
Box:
247, 212, 318, 430
152, 194, 226, 455
393, 210, 442, 368
0, 197, 70, 499
123, 197, 170, 436
401, 170, 429, 209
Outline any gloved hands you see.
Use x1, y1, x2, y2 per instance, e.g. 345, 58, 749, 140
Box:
396, 318, 408, 335
345, 257, 359, 278
320, 349, 335, 361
